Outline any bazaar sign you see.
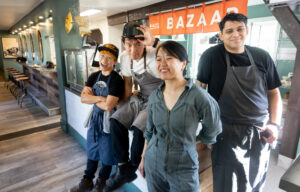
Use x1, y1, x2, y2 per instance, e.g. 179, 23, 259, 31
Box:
149, 0, 248, 35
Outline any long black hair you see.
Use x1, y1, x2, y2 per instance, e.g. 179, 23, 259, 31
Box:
156, 40, 188, 75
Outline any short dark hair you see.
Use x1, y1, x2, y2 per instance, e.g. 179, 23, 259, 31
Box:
219, 13, 248, 33
156, 40, 189, 75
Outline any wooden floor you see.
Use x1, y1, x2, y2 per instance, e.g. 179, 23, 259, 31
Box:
0, 80, 87, 192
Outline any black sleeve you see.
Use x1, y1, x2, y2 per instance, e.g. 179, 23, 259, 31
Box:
197, 49, 211, 84
108, 73, 124, 99
265, 54, 282, 90
86, 71, 100, 87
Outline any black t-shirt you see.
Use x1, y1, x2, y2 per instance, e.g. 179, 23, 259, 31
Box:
197, 44, 281, 101
86, 70, 124, 99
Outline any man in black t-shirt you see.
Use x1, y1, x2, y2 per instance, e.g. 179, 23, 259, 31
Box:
197, 13, 282, 192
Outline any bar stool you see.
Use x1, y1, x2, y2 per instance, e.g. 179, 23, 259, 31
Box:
9, 72, 27, 98
15, 76, 30, 108
4, 68, 17, 88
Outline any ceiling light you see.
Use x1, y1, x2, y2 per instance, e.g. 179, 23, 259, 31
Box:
29, 21, 34, 25
23, 25, 27, 28
80, 9, 102, 16
49, 9, 53, 13
39, 16, 44, 19
18, 28, 22, 31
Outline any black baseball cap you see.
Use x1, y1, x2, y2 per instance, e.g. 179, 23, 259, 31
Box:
97, 44, 119, 60
122, 21, 144, 40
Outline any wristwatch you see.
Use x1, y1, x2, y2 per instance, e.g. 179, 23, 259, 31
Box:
152, 38, 160, 48
268, 122, 281, 129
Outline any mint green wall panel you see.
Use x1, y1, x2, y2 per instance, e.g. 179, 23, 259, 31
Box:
247, 4, 273, 19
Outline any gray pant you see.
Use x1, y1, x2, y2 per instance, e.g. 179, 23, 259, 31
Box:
111, 94, 147, 131
144, 136, 199, 192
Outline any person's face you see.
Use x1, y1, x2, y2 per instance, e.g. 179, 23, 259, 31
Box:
156, 48, 186, 81
99, 53, 116, 72
219, 21, 248, 53
123, 38, 145, 61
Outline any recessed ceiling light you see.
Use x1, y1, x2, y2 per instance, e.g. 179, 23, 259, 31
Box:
23, 25, 27, 28
18, 28, 22, 31
39, 16, 44, 19
29, 21, 34, 25
80, 9, 102, 16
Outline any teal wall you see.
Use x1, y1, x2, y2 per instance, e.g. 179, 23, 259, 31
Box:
247, 4, 273, 19
8, 0, 82, 132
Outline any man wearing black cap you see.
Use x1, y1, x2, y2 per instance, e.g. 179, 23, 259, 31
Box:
71, 44, 124, 192
104, 21, 162, 191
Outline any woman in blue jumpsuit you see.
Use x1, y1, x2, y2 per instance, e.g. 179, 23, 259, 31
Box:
71, 44, 124, 192
138, 41, 222, 192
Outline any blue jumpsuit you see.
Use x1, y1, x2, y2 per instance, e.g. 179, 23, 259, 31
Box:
86, 72, 117, 165
144, 79, 222, 192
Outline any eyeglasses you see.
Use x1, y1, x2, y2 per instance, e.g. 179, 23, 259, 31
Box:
99, 54, 114, 61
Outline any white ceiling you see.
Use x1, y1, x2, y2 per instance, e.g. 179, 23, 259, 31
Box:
0, 0, 165, 31
0, 0, 44, 31
79, 0, 165, 20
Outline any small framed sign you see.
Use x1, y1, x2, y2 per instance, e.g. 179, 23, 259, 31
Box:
2, 37, 19, 58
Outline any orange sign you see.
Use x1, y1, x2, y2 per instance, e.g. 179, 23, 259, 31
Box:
149, 0, 248, 35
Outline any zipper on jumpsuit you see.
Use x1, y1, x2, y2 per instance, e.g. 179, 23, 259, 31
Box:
164, 110, 171, 171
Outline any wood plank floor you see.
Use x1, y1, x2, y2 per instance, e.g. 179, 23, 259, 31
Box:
0, 128, 87, 192
0, 82, 61, 137
0, 81, 88, 192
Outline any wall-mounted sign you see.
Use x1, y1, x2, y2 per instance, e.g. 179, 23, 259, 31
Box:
74, 16, 91, 35
65, 11, 73, 34
149, 0, 248, 35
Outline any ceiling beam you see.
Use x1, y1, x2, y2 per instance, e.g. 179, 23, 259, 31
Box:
107, 0, 216, 25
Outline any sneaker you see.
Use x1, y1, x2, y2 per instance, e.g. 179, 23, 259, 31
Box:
92, 178, 106, 192
70, 177, 94, 192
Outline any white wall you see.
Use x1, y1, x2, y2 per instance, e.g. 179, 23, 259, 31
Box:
88, 16, 123, 50
65, 89, 92, 139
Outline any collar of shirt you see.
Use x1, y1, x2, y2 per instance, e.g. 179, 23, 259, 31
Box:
158, 78, 193, 91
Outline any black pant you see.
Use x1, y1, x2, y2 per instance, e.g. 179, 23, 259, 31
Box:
110, 118, 145, 165
84, 159, 112, 180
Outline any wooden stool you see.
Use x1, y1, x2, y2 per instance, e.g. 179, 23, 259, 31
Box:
16, 76, 30, 108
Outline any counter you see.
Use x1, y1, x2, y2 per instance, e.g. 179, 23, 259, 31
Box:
18, 62, 59, 106
279, 154, 300, 192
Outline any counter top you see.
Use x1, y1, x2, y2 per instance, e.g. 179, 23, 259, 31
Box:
279, 154, 300, 192
18, 61, 57, 73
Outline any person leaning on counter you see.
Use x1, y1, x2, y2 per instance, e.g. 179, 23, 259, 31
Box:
197, 13, 282, 192
138, 40, 222, 192
71, 44, 124, 192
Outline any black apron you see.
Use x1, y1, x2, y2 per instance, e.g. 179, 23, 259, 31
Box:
212, 48, 270, 192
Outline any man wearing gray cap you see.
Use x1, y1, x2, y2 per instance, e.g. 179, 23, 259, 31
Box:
104, 21, 162, 191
